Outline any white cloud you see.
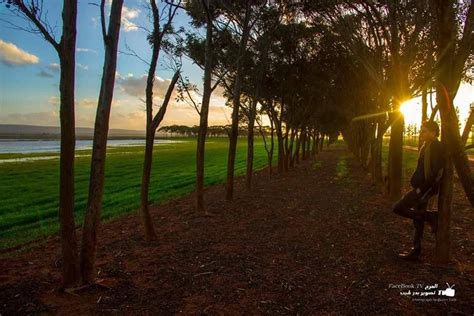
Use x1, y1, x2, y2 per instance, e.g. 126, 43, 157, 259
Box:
48, 96, 60, 106
77, 48, 98, 54
122, 6, 140, 32
118, 74, 178, 101
0, 39, 39, 66
77, 63, 89, 70
48, 63, 60, 72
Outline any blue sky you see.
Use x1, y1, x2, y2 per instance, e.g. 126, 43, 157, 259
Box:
0, 0, 230, 130
0, 1, 472, 131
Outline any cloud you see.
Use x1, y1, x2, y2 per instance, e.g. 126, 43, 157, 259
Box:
77, 63, 89, 71
0, 39, 39, 66
0, 111, 59, 126
122, 6, 140, 32
118, 74, 178, 101
78, 98, 96, 109
48, 63, 60, 72
108, 110, 146, 130
48, 96, 60, 106
77, 48, 97, 54
38, 70, 54, 78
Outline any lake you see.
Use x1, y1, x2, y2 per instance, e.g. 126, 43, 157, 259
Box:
0, 139, 182, 154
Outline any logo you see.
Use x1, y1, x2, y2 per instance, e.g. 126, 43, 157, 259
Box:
438, 283, 455, 297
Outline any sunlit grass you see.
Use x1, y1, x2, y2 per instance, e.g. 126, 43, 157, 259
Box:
0, 137, 269, 250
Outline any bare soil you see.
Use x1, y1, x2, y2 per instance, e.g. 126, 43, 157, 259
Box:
1, 144, 473, 315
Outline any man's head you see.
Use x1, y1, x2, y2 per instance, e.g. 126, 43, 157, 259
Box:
420, 120, 439, 142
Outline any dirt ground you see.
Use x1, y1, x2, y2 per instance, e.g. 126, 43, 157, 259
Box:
1, 144, 473, 315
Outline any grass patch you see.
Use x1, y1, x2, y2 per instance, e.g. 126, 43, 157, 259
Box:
335, 156, 348, 179
0, 137, 270, 250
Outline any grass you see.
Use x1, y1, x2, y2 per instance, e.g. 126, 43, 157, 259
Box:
0, 136, 439, 251
0, 137, 270, 250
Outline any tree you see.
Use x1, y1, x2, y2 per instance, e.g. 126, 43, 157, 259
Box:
191, 0, 215, 213
79, 0, 124, 284
431, 0, 474, 262
4, 0, 80, 288
140, 0, 181, 241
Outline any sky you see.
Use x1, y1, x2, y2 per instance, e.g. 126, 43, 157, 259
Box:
0, 0, 232, 131
0, 1, 473, 132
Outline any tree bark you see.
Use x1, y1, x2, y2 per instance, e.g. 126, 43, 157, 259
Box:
245, 98, 257, 190
57, 0, 80, 288
461, 109, 474, 145
140, 129, 157, 240
226, 4, 251, 200
196, 3, 213, 212
436, 142, 453, 263
432, 0, 474, 207
387, 112, 404, 201
80, 0, 123, 284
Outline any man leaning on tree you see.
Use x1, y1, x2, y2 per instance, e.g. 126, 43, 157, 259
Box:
392, 120, 446, 261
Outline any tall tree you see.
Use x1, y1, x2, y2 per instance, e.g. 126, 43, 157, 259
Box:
431, 0, 474, 262
5, 0, 80, 288
224, 0, 253, 200
140, 0, 181, 241
80, 0, 124, 284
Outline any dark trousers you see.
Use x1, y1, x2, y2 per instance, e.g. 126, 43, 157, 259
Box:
392, 189, 428, 252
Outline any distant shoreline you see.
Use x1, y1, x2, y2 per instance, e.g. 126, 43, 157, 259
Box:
0, 135, 146, 140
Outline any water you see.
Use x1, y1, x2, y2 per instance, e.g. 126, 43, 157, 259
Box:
0, 139, 181, 154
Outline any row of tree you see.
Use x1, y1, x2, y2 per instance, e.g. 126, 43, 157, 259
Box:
4, 0, 473, 288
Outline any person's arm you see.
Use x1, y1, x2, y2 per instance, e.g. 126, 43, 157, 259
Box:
417, 141, 445, 196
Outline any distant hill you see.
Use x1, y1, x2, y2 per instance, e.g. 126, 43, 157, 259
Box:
0, 124, 145, 139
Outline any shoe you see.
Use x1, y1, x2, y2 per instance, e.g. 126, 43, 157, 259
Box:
425, 211, 438, 234
398, 248, 421, 261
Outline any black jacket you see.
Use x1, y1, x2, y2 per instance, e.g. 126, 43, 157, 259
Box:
410, 139, 445, 196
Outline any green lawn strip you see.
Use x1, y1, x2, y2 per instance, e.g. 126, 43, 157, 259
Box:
0, 137, 271, 250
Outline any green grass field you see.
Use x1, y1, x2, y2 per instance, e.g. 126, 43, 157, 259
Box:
0, 137, 271, 250
0, 136, 429, 251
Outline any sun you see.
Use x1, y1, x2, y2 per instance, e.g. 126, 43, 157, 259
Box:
399, 99, 422, 125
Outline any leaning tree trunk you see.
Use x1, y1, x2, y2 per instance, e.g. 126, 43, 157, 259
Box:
57, 0, 80, 288
432, 0, 474, 207
461, 110, 474, 145
80, 0, 123, 284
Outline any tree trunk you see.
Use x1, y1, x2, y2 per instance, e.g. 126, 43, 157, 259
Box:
226, 8, 251, 201
80, 0, 123, 284
387, 112, 404, 201
419, 88, 428, 150
245, 99, 256, 190
315, 132, 320, 154
196, 11, 213, 212
57, 0, 80, 288
140, 128, 158, 240
371, 133, 383, 183
268, 120, 274, 175
436, 145, 453, 263
293, 129, 301, 166
432, 0, 474, 207
305, 129, 311, 159
461, 109, 474, 145
311, 132, 317, 157
286, 128, 296, 169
